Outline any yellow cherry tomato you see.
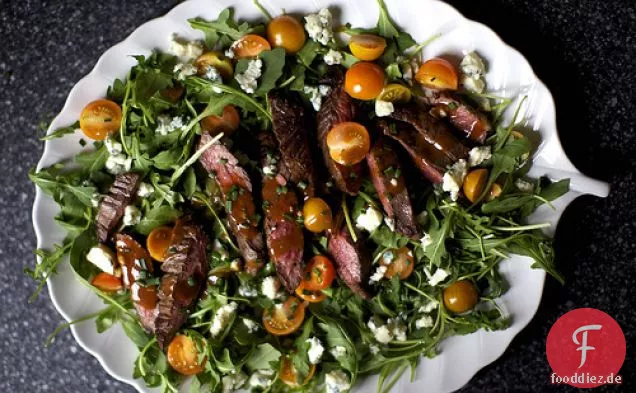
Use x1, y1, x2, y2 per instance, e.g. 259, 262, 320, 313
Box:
194, 51, 234, 79
79, 99, 122, 140
443, 280, 479, 314
463, 168, 488, 203
167, 334, 207, 376
302, 197, 333, 233
280, 355, 316, 387
267, 15, 306, 54
146, 226, 172, 262
415, 58, 458, 90
377, 83, 412, 103
349, 34, 387, 61
326, 122, 371, 165
344, 62, 385, 100
486, 183, 502, 201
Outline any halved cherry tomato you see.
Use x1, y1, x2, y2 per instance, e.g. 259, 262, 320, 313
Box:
91, 272, 123, 292
146, 226, 173, 262
380, 247, 414, 280
344, 61, 385, 100
443, 280, 479, 314
415, 58, 458, 90
167, 334, 207, 376
267, 15, 306, 54
463, 168, 488, 203
486, 183, 502, 201
79, 99, 122, 140
326, 122, 371, 165
194, 51, 234, 79
349, 34, 387, 61
232, 34, 271, 59
377, 83, 412, 103
302, 197, 333, 233
200, 105, 240, 135
300, 255, 336, 291
295, 284, 326, 303
280, 355, 316, 387
262, 297, 305, 336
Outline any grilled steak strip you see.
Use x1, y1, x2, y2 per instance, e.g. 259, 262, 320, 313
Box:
268, 90, 317, 198
316, 65, 364, 195
198, 133, 266, 274
328, 214, 372, 299
366, 138, 419, 238
420, 90, 492, 143
155, 221, 208, 349
96, 172, 141, 243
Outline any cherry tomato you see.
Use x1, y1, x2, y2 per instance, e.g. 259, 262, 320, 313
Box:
91, 272, 123, 292
280, 355, 316, 387
79, 99, 122, 140
300, 255, 336, 291
348, 34, 387, 61
146, 226, 172, 262
443, 280, 479, 314
463, 168, 488, 203
302, 197, 333, 233
326, 122, 371, 165
415, 58, 458, 90
262, 297, 305, 336
295, 284, 326, 303
167, 334, 207, 376
344, 62, 385, 100
194, 51, 234, 79
232, 34, 271, 59
200, 105, 240, 135
380, 247, 415, 280
267, 15, 306, 54
486, 183, 502, 201
377, 83, 412, 103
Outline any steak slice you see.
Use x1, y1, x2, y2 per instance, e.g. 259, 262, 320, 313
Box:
366, 138, 419, 239
268, 90, 317, 198
420, 90, 492, 143
198, 133, 266, 275
96, 172, 141, 242
155, 222, 208, 349
328, 215, 372, 299
316, 65, 364, 195
259, 131, 304, 292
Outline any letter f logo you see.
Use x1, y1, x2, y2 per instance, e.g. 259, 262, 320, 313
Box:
572, 324, 602, 368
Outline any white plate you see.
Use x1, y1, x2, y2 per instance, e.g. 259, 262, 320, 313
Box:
32, 0, 610, 392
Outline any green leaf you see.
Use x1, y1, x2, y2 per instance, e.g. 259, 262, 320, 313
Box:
376, 0, 400, 39
183, 167, 197, 199
246, 343, 281, 371
107, 78, 128, 102
189, 8, 263, 46
297, 40, 321, 67
255, 48, 286, 95
152, 148, 183, 170
40, 121, 79, 141
424, 211, 454, 267
75, 145, 109, 174
135, 204, 181, 235
121, 317, 151, 348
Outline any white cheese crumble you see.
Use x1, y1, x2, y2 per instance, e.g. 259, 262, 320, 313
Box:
442, 159, 468, 201
369, 265, 387, 284
369, 344, 380, 355
221, 371, 247, 393
136, 182, 154, 198
105, 154, 132, 175
330, 346, 347, 359
303, 85, 331, 111
324, 49, 343, 65
235, 58, 262, 94
468, 146, 492, 167
325, 370, 351, 393
261, 276, 281, 299
91, 193, 102, 208
238, 284, 258, 298
86, 245, 117, 275
415, 315, 434, 329
155, 115, 186, 136
375, 100, 394, 117
122, 205, 142, 227
307, 337, 324, 364
461, 74, 486, 94
104, 138, 122, 155
248, 370, 274, 389
173, 62, 198, 81
384, 217, 395, 231
204, 66, 224, 93
427, 268, 450, 287
262, 164, 276, 176
390, 178, 398, 187
169, 35, 204, 62
242, 318, 259, 333
230, 259, 241, 271
460, 52, 486, 77
418, 301, 438, 313
210, 302, 238, 337
304, 8, 334, 46
224, 48, 235, 59
420, 233, 433, 249
515, 178, 534, 193
355, 206, 383, 233
368, 318, 407, 343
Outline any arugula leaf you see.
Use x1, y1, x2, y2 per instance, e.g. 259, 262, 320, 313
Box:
26, 241, 73, 302
255, 48, 286, 95
135, 204, 181, 235
189, 8, 263, 47
246, 343, 281, 371
375, 0, 400, 39
297, 40, 321, 68
40, 121, 79, 141
424, 211, 454, 267
74, 145, 109, 175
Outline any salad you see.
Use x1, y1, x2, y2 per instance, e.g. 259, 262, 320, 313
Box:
29, 1, 570, 392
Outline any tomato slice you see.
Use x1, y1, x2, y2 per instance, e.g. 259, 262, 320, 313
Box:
326, 122, 371, 166
300, 255, 336, 291
295, 284, 326, 303
79, 99, 122, 140
200, 105, 240, 135
377, 83, 412, 103
415, 58, 458, 90
146, 225, 173, 262
280, 355, 316, 387
232, 34, 271, 59
349, 34, 387, 61
167, 334, 207, 376
262, 297, 305, 336
91, 272, 123, 292
380, 247, 415, 280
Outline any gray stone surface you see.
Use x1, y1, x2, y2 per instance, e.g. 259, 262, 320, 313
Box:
0, 0, 633, 392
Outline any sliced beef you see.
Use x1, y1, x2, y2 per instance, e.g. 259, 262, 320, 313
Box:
96, 172, 141, 242
366, 139, 419, 238
419, 90, 492, 143
198, 133, 266, 275
259, 131, 304, 292
268, 90, 317, 198
328, 215, 372, 299
316, 65, 364, 195
155, 222, 208, 349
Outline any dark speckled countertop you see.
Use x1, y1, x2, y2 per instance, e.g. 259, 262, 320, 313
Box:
1, 1, 634, 392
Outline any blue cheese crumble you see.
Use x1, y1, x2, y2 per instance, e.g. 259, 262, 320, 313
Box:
304, 8, 334, 45
235, 59, 262, 93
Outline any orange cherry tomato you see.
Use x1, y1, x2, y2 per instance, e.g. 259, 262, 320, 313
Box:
415, 58, 459, 90
91, 272, 123, 292
348, 34, 387, 61
267, 15, 306, 54
380, 247, 415, 280
486, 183, 502, 201
232, 34, 271, 59
200, 105, 240, 135
194, 51, 234, 80
463, 168, 488, 203
326, 122, 371, 165
443, 280, 479, 314
344, 61, 385, 100
79, 99, 122, 140
262, 297, 305, 336
302, 197, 333, 233
146, 226, 173, 262
295, 284, 326, 303
167, 334, 207, 376
280, 355, 316, 387
300, 255, 336, 291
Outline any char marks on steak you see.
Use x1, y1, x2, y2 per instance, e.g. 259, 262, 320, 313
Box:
316, 65, 364, 195
96, 172, 141, 242
268, 90, 317, 198
366, 138, 418, 238
259, 131, 304, 292
198, 133, 266, 275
